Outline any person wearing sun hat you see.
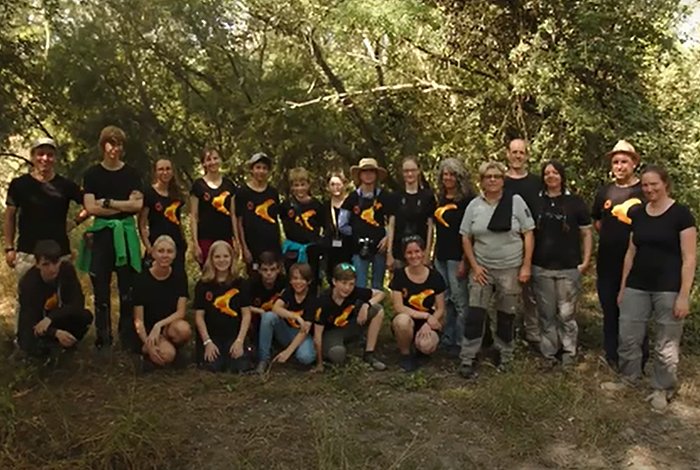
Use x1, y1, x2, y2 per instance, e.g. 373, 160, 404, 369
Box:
591, 139, 648, 371
337, 157, 394, 289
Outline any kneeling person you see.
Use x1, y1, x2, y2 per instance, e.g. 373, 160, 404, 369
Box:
133, 235, 191, 367
390, 236, 446, 372
17, 240, 92, 357
257, 263, 317, 373
312, 263, 386, 372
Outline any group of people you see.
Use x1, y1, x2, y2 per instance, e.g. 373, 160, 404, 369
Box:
5, 126, 696, 411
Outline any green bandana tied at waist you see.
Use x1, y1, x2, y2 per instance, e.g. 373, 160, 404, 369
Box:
77, 216, 142, 273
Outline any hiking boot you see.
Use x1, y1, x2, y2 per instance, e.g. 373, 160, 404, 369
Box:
646, 390, 669, 411
458, 362, 478, 380
399, 354, 418, 373
363, 352, 386, 371
255, 360, 269, 375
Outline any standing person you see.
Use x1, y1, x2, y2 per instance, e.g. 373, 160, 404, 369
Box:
16, 240, 93, 358
390, 236, 446, 372
236, 152, 282, 271
386, 156, 436, 270
194, 240, 253, 373
504, 137, 541, 350
604, 166, 696, 411
280, 167, 324, 284
133, 235, 192, 369
189, 147, 237, 266
139, 158, 187, 273
322, 172, 353, 284
433, 158, 475, 355
311, 263, 387, 371
458, 161, 535, 379
532, 161, 592, 368
338, 158, 393, 289
5, 137, 85, 337
77, 126, 143, 352
257, 263, 317, 373
592, 140, 645, 370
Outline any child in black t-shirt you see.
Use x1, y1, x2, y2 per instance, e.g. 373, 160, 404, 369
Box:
256, 263, 317, 373
390, 236, 446, 372
248, 251, 286, 354
133, 235, 192, 369
194, 240, 252, 373
311, 262, 386, 372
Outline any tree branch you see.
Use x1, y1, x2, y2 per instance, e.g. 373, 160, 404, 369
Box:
407, 39, 500, 81
0, 152, 33, 166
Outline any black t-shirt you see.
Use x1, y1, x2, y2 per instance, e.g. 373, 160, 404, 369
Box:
313, 286, 373, 329
235, 185, 281, 257
433, 195, 470, 261
249, 275, 286, 311
144, 186, 185, 245
278, 287, 316, 328
505, 173, 542, 218
190, 177, 236, 241
83, 163, 142, 220
280, 197, 324, 244
627, 203, 695, 292
194, 278, 250, 342
341, 189, 393, 243
592, 182, 644, 271
6, 174, 82, 255
391, 188, 436, 259
133, 269, 189, 332
533, 193, 591, 270
389, 268, 446, 314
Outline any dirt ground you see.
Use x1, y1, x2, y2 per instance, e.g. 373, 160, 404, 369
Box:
2, 305, 700, 470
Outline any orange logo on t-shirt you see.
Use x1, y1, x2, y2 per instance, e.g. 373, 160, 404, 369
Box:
211, 192, 231, 216
213, 288, 240, 317
360, 201, 382, 227
611, 198, 642, 225
334, 305, 355, 328
254, 199, 276, 224
44, 292, 58, 311
408, 289, 435, 312
261, 293, 281, 311
434, 204, 457, 228
286, 310, 303, 328
164, 200, 182, 225
295, 209, 316, 231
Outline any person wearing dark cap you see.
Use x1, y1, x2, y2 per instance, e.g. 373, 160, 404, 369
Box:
16, 240, 93, 358
4, 137, 86, 337
235, 152, 282, 271
592, 140, 647, 370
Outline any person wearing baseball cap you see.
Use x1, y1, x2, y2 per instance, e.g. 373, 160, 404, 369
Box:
337, 157, 393, 289
4, 136, 86, 340
235, 152, 282, 271
591, 139, 648, 371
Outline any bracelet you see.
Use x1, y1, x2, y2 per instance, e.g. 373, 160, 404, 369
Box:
203, 338, 212, 346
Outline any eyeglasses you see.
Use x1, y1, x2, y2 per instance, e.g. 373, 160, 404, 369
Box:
482, 174, 504, 180
338, 262, 356, 272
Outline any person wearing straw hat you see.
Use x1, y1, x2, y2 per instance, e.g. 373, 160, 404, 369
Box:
338, 157, 393, 289
591, 139, 647, 371
5, 137, 86, 342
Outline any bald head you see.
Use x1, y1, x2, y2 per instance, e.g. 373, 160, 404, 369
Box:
506, 138, 528, 173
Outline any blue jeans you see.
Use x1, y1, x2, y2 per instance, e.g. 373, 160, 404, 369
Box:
435, 259, 469, 348
258, 311, 316, 364
352, 253, 386, 289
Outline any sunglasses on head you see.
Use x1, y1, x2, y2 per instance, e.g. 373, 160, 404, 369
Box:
338, 262, 356, 272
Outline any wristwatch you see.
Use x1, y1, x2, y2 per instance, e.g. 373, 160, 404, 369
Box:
102, 198, 112, 209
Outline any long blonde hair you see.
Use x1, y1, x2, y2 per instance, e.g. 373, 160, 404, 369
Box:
200, 241, 239, 283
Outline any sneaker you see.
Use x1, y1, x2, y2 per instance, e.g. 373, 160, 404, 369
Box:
399, 354, 418, 373
363, 352, 387, 371
458, 362, 478, 380
255, 360, 269, 375
646, 390, 669, 411
600, 381, 627, 392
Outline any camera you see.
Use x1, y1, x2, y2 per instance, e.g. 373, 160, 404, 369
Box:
357, 237, 374, 260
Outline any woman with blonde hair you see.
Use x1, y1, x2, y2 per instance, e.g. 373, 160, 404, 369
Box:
133, 235, 192, 369
193, 240, 252, 372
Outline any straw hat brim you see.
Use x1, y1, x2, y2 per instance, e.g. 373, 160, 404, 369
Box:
350, 165, 388, 184
606, 149, 640, 162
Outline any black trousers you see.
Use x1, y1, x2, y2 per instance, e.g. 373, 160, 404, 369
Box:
88, 228, 138, 350
19, 309, 93, 356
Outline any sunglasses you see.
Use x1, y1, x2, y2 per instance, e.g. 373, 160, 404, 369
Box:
338, 262, 356, 272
